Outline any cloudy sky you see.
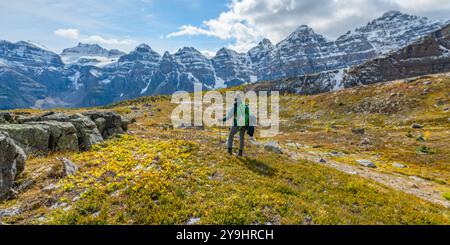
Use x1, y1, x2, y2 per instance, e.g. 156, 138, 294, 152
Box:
1, 0, 449, 55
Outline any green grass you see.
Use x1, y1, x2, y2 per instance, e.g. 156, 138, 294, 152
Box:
41, 133, 449, 225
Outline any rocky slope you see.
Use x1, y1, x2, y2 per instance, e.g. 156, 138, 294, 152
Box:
0, 40, 73, 109
174, 47, 216, 88
247, 24, 450, 95
342, 24, 450, 87
212, 48, 256, 87
0, 11, 448, 109
255, 11, 449, 81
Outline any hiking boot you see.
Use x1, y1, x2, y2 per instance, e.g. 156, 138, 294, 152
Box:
238, 150, 243, 157
227, 148, 233, 155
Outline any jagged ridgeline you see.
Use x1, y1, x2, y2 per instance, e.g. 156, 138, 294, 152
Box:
246, 24, 450, 94
0, 11, 449, 109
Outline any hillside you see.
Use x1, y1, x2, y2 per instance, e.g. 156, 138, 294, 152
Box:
0, 73, 449, 224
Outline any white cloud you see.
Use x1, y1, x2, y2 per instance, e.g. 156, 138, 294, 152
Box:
81, 35, 136, 45
166, 25, 216, 38
54, 28, 136, 46
166, 0, 450, 53
54, 28, 80, 39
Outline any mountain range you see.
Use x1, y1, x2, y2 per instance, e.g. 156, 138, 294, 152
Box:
0, 11, 449, 109
246, 23, 450, 95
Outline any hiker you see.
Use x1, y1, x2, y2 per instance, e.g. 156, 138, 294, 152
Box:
221, 96, 256, 157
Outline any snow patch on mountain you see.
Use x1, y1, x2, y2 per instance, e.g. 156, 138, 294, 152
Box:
69, 71, 82, 90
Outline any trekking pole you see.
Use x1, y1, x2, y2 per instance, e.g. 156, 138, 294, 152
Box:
219, 121, 222, 148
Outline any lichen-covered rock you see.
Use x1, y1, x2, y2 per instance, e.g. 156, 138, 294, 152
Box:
263, 141, 283, 154
120, 116, 130, 131
356, 159, 377, 168
0, 132, 26, 200
0, 112, 13, 124
58, 157, 78, 176
82, 111, 126, 139
29, 112, 104, 150
0, 124, 50, 155
29, 121, 79, 152
66, 114, 103, 150
94, 118, 106, 134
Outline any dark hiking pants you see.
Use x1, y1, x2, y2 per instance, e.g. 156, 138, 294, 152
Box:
227, 126, 246, 151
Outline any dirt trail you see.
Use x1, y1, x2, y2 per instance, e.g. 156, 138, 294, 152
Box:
283, 147, 450, 208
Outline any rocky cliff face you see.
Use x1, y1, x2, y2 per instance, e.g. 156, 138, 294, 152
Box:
254, 11, 449, 81
174, 47, 216, 87
212, 48, 256, 87
248, 24, 450, 95
145, 52, 202, 95
0, 40, 72, 109
343, 24, 450, 87
245, 69, 344, 95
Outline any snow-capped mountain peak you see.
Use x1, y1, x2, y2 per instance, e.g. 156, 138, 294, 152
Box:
248, 38, 274, 63
279, 25, 328, 48
118, 44, 160, 64
60, 42, 125, 67
174, 46, 216, 87
0, 40, 63, 68
349, 10, 448, 53
177, 46, 202, 54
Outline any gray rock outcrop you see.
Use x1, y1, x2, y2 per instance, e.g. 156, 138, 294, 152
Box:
0, 110, 131, 201
0, 124, 50, 155
29, 121, 79, 152
82, 111, 125, 139
0, 132, 26, 200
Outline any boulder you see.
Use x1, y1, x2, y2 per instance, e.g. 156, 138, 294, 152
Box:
82, 111, 126, 139
94, 118, 106, 134
0, 207, 21, 217
263, 141, 283, 154
29, 121, 79, 152
0, 133, 26, 201
121, 116, 130, 131
40, 112, 71, 121
359, 138, 371, 145
66, 114, 103, 150
32, 113, 103, 150
411, 123, 424, 129
356, 159, 377, 168
0, 124, 50, 155
0, 112, 13, 124
16, 115, 41, 124
58, 157, 78, 176
392, 162, 407, 168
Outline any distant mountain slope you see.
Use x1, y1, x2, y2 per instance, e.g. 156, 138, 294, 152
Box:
255, 11, 449, 81
247, 24, 450, 95
343, 24, 450, 87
